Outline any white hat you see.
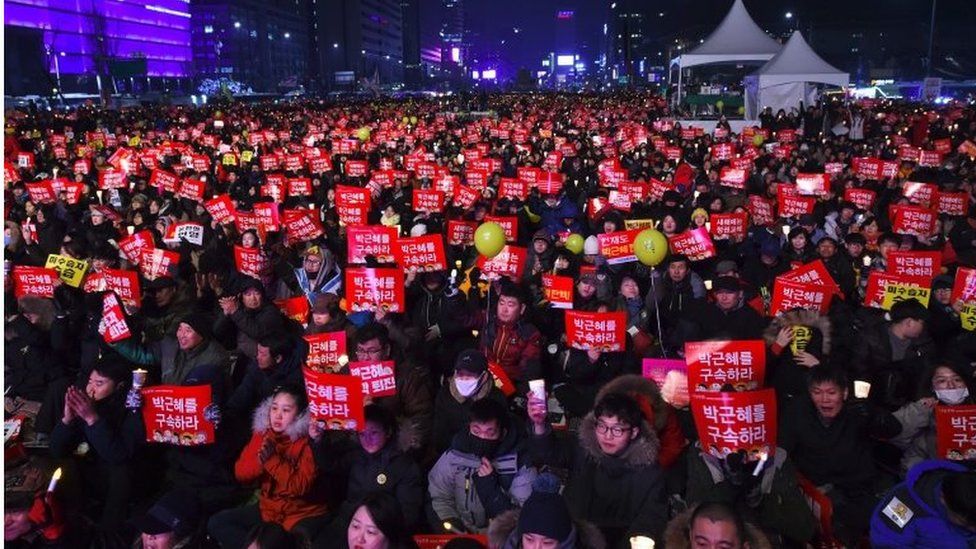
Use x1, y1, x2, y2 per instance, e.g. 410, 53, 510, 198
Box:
583, 235, 600, 255
409, 223, 428, 237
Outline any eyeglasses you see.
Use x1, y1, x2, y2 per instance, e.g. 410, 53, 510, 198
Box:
356, 346, 385, 358
594, 422, 632, 438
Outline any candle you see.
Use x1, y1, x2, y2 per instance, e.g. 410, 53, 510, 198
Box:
629, 536, 655, 549
132, 369, 148, 389
127, 225, 135, 235
752, 452, 768, 476
96, 190, 104, 203
863, 255, 872, 267
338, 354, 350, 367
781, 225, 791, 236
47, 468, 62, 493
704, 279, 713, 291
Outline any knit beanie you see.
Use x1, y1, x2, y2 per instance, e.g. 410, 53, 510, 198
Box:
518, 473, 573, 543
179, 312, 213, 340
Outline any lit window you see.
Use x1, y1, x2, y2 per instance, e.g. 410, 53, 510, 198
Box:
204, 25, 213, 33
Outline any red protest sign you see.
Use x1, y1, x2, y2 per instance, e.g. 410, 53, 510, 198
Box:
274, 296, 310, 324
843, 188, 876, 211
565, 311, 627, 352
711, 142, 735, 161
685, 340, 766, 392
854, 157, 883, 180
484, 215, 518, 243
98, 292, 131, 343
453, 185, 480, 210
344, 160, 369, 177
903, 182, 938, 206
56, 180, 85, 205
304, 332, 348, 373
13, 266, 58, 299
777, 195, 816, 218
139, 249, 180, 281
150, 169, 180, 194
890, 204, 936, 237
918, 150, 943, 168
648, 178, 675, 201
347, 225, 397, 264
487, 361, 517, 397
607, 190, 632, 212
780, 260, 841, 296
498, 178, 527, 200
287, 177, 313, 196
336, 185, 371, 226
886, 251, 942, 279
345, 268, 405, 313
618, 181, 649, 203
283, 209, 324, 244
447, 220, 477, 246
952, 267, 976, 304
25, 181, 56, 204
303, 370, 365, 430
142, 385, 215, 445
642, 359, 690, 408
119, 230, 155, 265
204, 194, 236, 225
413, 189, 445, 214
747, 195, 775, 226
85, 268, 142, 308
542, 274, 574, 309
234, 246, 272, 282
709, 213, 748, 240
719, 167, 748, 189
597, 229, 640, 265
769, 278, 833, 316
413, 535, 488, 549
795, 173, 829, 196
937, 191, 969, 217
669, 227, 716, 261
863, 271, 930, 309
395, 235, 447, 272
691, 389, 777, 458
935, 405, 976, 461
348, 361, 397, 398
476, 245, 527, 280
98, 170, 126, 190
176, 178, 205, 202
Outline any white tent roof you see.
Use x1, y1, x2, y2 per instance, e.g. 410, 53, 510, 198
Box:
752, 31, 849, 88
671, 0, 782, 68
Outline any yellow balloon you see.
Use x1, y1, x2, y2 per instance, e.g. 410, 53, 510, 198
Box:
737, 106, 746, 115
356, 127, 371, 141
715, 100, 725, 111
409, 116, 418, 125
633, 229, 669, 267
402, 116, 410, 125
565, 234, 585, 255
752, 134, 765, 147
474, 222, 506, 258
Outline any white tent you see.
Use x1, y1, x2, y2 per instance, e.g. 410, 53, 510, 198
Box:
669, 0, 782, 104
744, 31, 849, 118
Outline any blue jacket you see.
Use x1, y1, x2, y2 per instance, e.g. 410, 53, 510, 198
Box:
870, 460, 976, 548
533, 195, 582, 237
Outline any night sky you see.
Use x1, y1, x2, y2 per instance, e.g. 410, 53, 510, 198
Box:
420, 0, 976, 76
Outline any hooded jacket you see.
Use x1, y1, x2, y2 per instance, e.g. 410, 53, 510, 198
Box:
870, 460, 976, 548
234, 396, 327, 530
528, 414, 667, 545
428, 425, 537, 533
593, 375, 687, 469
662, 506, 773, 549
488, 509, 607, 549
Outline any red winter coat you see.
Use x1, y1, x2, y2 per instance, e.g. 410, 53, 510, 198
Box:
235, 397, 327, 530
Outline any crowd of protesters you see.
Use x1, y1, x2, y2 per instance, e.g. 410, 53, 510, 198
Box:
4, 90, 976, 549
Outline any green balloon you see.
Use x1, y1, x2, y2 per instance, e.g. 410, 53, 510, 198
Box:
633, 229, 669, 267
565, 233, 585, 254
474, 222, 506, 258
356, 127, 371, 141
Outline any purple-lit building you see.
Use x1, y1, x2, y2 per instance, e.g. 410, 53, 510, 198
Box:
5, 0, 192, 96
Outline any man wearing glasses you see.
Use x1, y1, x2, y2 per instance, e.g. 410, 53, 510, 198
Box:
527, 391, 666, 547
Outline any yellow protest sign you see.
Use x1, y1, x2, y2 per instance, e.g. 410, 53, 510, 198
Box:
128, 136, 141, 147
45, 254, 89, 287
960, 303, 976, 331
241, 150, 254, 163
881, 283, 931, 310
791, 325, 813, 355
625, 219, 655, 230
222, 153, 237, 166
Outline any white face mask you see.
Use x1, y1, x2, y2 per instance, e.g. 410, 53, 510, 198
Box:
935, 388, 970, 405
455, 377, 481, 397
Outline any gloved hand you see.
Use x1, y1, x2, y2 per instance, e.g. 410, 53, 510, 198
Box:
204, 403, 221, 426
125, 388, 143, 412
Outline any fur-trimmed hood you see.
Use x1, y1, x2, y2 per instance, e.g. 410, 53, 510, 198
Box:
488, 509, 606, 549
251, 395, 310, 442
18, 296, 55, 331
663, 506, 772, 549
762, 309, 831, 354
595, 374, 671, 432
578, 413, 659, 468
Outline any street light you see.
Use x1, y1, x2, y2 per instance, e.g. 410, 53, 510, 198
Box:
284, 32, 290, 38
785, 11, 793, 19
234, 21, 241, 29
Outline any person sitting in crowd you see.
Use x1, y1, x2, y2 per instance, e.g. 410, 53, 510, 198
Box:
432, 349, 508, 454
527, 390, 667, 546
132, 490, 204, 549
428, 399, 536, 534
478, 281, 542, 393
344, 492, 419, 549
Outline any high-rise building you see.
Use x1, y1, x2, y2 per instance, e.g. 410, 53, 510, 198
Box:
439, 0, 466, 80
604, 0, 653, 86
4, 0, 192, 95
191, 0, 308, 93
311, 0, 405, 90
401, 0, 422, 89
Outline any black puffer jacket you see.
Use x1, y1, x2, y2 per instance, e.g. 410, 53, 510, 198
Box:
851, 322, 934, 411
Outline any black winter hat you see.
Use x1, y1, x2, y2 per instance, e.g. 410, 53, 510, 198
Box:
518, 473, 573, 543
179, 312, 213, 340
454, 349, 488, 375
